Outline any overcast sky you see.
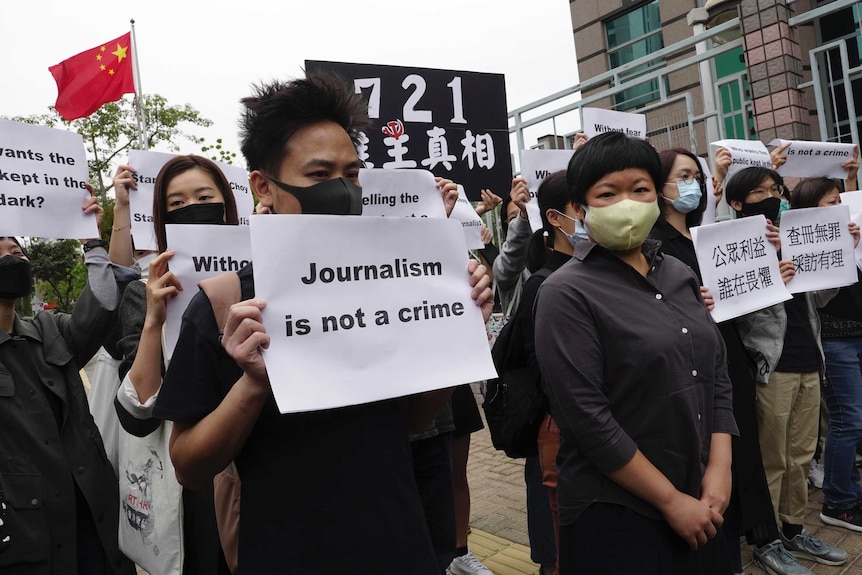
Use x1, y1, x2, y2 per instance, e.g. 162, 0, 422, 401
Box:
1, 0, 580, 164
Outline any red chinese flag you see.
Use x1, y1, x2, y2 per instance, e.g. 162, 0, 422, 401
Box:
49, 32, 135, 121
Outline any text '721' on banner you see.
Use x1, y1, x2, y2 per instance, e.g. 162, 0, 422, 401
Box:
692, 215, 791, 322
0, 119, 96, 239
305, 60, 511, 203
779, 204, 856, 294
250, 214, 497, 413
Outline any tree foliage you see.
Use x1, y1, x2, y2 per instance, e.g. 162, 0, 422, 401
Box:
27, 239, 86, 314
11, 94, 239, 201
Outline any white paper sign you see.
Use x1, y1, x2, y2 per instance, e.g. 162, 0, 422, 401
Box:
697, 157, 717, 226
692, 215, 791, 322
359, 168, 446, 218
250, 214, 496, 413
163, 224, 252, 360
450, 185, 484, 249
520, 149, 573, 232
710, 139, 772, 187
768, 139, 856, 180
0, 119, 95, 239
842, 191, 862, 273
779, 205, 856, 293
127, 150, 254, 251
582, 108, 647, 140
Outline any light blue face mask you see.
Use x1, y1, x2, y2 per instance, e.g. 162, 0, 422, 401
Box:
666, 180, 703, 214
553, 209, 589, 248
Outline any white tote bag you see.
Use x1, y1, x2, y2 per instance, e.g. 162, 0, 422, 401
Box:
117, 418, 184, 575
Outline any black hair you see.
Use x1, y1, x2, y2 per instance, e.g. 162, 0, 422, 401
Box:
658, 148, 707, 228
526, 171, 570, 272
239, 71, 371, 175
565, 132, 662, 205
789, 177, 841, 209
724, 166, 783, 209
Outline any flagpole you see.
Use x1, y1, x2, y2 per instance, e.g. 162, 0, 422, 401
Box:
130, 18, 148, 150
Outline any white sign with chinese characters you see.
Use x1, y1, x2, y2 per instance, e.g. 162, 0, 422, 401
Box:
127, 150, 254, 251
709, 139, 773, 187
450, 185, 484, 249
839, 191, 862, 272
769, 139, 856, 180
692, 215, 792, 322
358, 168, 447, 219
520, 149, 573, 232
0, 119, 96, 239
582, 108, 647, 140
163, 224, 252, 361
250, 214, 496, 413
779, 205, 856, 293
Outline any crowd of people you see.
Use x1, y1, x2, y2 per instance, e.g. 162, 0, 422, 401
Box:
1, 69, 862, 575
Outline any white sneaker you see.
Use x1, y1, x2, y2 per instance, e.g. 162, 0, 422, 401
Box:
808, 461, 824, 489
449, 550, 494, 575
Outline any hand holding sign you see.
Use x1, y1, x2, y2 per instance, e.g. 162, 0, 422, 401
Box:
221, 297, 271, 390
436, 177, 459, 217
475, 189, 502, 217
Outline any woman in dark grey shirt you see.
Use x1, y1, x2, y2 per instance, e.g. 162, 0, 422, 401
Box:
534, 132, 737, 575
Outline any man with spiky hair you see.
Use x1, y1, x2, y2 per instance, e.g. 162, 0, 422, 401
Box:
154, 71, 493, 573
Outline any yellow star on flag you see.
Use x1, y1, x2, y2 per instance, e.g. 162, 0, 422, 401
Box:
100, 65, 106, 71
108, 69, 115, 75
96, 54, 102, 61
111, 43, 128, 64
100, 45, 106, 52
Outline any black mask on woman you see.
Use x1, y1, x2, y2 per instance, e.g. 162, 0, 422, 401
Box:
0, 255, 33, 299
267, 177, 363, 216
739, 196, 781, 223
164, 202, 225, 225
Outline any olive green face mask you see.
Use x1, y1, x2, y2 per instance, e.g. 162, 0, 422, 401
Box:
583, 199, 660, 251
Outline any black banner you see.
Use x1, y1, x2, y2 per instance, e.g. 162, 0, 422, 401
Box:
305, 60, 512, 202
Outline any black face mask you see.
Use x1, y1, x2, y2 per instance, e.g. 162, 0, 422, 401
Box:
164, 202, 225, 225
267, 176, 363, 216
740, 196, 781, 223
0, 255, 33, 300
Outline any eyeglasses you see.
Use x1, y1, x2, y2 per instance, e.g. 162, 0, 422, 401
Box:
668, 174, 705, 186
747, 185, 784, 201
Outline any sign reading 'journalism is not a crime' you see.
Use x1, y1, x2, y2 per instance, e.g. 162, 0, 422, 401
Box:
305, 60, 512, 202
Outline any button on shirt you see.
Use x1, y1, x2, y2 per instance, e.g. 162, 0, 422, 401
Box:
534, 240, 737, 526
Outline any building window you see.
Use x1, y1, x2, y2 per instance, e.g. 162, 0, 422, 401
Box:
605, 0, 664, 110
714, 47, 755, 140
815, 1, 862, 142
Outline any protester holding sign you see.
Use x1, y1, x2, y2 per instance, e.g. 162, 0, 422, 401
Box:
518, 170, 583, 575
152, 72, 493, 575
771, 143, 859, 192
534, 132, 737, 575
648, 150, 797, 574
494, 177, 531, 314
789, 179, 862, 534
725, 167, 849, 571
0, 195, 137, 575
114, 155, 238, 575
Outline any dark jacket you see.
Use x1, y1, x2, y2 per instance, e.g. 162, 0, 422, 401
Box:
0, 253, 134, 575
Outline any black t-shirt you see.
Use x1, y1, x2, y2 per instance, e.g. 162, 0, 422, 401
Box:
776, 294, 821, 373
153, 265, 438, 574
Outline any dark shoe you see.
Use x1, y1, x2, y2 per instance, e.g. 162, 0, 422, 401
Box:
820, 504, 862, 532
